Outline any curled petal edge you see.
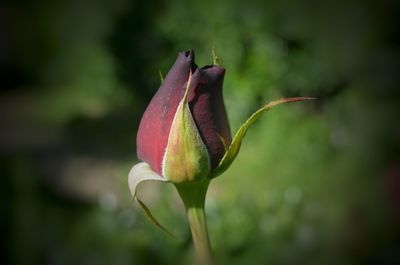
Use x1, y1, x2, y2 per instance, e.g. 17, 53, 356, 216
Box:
210, 97, 316, 178
128, 162, 175, 238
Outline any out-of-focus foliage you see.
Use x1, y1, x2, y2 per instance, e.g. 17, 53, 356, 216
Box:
1, 0, 399, 264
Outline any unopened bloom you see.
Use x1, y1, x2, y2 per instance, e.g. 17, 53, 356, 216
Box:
136, 50, 231, 183
128, 49, 314, 244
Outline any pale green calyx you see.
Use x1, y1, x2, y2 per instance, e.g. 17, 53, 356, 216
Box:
162, 71, 211, 183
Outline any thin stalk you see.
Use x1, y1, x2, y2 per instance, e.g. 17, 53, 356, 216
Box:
175, 180, 212, 265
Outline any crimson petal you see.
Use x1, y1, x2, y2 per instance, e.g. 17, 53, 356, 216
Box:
137, 50, 196, 175
188, 65, 232, 170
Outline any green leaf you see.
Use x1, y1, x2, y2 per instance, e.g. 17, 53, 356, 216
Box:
210, 97, 316, 178
128, 162, 175, 238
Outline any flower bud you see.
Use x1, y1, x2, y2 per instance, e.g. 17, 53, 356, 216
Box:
136, 50, 231, 183
129, 49, 315, 238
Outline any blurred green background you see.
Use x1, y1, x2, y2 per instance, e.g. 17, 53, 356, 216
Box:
1, 0, 400, 264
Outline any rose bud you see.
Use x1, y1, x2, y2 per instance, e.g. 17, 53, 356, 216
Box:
136, 50, 231, 183
128, 50, 315, 260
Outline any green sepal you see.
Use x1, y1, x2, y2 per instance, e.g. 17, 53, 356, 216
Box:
162, 72, 211, 183
128, 162, 175, 238
212, 47, 220, 66
159, 69, 164, 83
136, 198, 175, 238
210, 97, 316, 178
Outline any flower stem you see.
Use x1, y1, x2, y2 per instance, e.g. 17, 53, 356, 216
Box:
175, 180, 213, 265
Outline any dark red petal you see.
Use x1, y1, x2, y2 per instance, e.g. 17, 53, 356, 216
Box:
136, 50, 196, 175
188, 65, 232, 170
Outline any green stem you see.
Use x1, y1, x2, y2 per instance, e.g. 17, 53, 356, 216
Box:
175, 180, 213, 265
